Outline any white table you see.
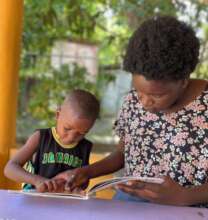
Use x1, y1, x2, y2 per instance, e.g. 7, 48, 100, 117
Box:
0, 190, 208, 220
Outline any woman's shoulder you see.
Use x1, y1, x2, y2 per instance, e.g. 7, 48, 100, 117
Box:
184, 79, 208, 108
123, 89, 138, 102
191, 78, 208, 89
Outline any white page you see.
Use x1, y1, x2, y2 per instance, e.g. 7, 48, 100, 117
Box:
9, 176, 164, 199
88, 176, 164, 195
8, 190, 88, 200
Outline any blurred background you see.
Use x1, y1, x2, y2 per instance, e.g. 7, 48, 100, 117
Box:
18, 0, 208, 153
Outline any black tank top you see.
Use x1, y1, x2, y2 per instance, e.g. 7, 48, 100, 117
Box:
30, 128, 92, 179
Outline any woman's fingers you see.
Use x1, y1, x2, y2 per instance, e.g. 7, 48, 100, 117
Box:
118, 184, 158, 201
64, 174, 76, 191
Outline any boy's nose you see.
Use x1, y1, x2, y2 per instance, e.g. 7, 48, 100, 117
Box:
68, 131, 81, 141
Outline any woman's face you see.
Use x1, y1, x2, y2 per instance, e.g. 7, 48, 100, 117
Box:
132, 74, 187, 113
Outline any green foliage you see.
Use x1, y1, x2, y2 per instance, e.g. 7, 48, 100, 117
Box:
22, 0, 177, 67
22, 0, 208, 69
19, 63, 115, 126
23, 65, 89, 124
23, 0, 110, 53
173, 0, 208, 79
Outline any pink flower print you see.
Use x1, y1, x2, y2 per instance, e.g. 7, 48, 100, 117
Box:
142, 112, 159, 122
204, 93, 208, 99
138, 127, 145, 136
163, 153, 171, 161
197, 104, 206, 111
159, 159, 170, 173
198, 158, 208, 170
123, 111, 129, 119
151, 165, 160, 176
134, 163, 145, 174
136, 102, 143, 108
190, 146, 199, 156
187, 138, 194, 145
191, 159, 199, 167
125, 93, 133, 101
191, 116, 208, 129
163, 113, 177, 126
130, 118, 139, 130
154, 138, 165, 149
170, 132, 189, 146
186, 101, 197, 110
186, 100, 205, 112
204, 138, 208, 145
174, 154, 181, 162
181, 163, 194, 182
124, 134, 131, 146
129, 144, 140, 156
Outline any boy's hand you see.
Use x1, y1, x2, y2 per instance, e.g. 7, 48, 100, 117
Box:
35, 178, 66, 193
53, 167, 90, 192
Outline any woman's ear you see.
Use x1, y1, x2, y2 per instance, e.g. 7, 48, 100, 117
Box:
182, 79, 189, 89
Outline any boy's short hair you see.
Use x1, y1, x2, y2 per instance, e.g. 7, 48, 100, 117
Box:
123, 15, 200, 80
64, 89, 100, 120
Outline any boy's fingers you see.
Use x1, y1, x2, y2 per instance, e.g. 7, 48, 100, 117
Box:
72, 188, 86, 195
51, 180, 58, 191
46, 181, 54, 192
72, 187, 81, 193
126, 180, 146, 189
55, 178, 66, 185
36, 182, 47, 193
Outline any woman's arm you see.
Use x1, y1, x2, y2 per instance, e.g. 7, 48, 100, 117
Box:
184, 182, 208, 205
54, 140, 125, 190
86, 139, 124, 178
4, 131, 47, 187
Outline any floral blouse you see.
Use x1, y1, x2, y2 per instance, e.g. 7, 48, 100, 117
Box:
114, 89, 208, 206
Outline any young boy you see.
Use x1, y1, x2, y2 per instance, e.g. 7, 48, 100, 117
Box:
4, 89, 100, 193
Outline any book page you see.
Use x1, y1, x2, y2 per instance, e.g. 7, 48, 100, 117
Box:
8, 176, 163, 199
88, 176, 164, 195
8, 190, 88, 200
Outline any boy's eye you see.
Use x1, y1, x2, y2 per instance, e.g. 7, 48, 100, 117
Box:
64, 127, 71, 131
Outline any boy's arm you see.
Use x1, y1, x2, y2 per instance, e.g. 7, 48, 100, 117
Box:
54, 140, 125, 190
4, 131, 47, 187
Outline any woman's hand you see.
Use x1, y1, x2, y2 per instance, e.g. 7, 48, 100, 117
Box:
53, 167, 90, 192
117, 176, 190, 206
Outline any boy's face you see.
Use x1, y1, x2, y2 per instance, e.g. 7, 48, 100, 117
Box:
132, 74, 188, 113
56, 104, 95, 145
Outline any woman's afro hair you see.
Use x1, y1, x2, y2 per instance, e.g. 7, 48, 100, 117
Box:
123, 15, 200, 80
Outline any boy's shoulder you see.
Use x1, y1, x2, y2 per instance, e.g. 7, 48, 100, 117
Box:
34, 128, 52, 140
36, 127, 50, 132
78, 138, 93, 147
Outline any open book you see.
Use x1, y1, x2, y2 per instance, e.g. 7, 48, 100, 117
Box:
9, 176, 164, 200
